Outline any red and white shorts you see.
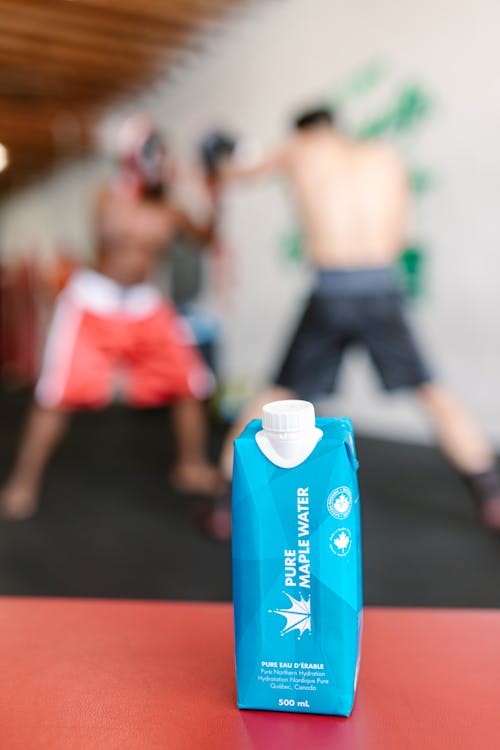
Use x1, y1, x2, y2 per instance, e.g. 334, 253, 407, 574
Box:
35, 270, 214, 410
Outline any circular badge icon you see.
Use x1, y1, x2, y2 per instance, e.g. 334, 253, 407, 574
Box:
329, 528, 352, 557
327, 486, 352, 520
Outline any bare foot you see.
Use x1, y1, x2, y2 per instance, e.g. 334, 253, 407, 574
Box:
169, 463, 220, 496
0, 481, 39, 520
206, 493, 232, 541
196, 482, 232, 542
203, 504, 232, 541
479, 497, 500, 532
460, 468, 500, 532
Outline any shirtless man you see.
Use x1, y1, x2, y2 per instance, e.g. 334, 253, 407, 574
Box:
215, 106, 500, 533
1, 115, 217, 519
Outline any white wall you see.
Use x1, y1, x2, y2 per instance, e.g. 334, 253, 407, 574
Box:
0, 156, 111, 262
2, 0, 500, 445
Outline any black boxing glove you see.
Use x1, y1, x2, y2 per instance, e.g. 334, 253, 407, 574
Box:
199, 131, 237, 177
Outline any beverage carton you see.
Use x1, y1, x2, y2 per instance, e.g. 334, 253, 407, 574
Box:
232, 400, 362, 716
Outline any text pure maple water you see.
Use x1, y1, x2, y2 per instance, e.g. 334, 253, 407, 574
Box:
232, 400, 363, 716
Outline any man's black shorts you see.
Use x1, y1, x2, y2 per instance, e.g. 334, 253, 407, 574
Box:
275, 267, 432, 400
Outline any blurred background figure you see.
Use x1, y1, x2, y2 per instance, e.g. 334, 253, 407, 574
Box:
0, 0, 499, 606
0, 114, 218, 519
216, 105, 500, 532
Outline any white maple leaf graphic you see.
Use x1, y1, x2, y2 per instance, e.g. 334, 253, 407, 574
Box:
333, 531, 350, 551
335, 493, 350, 512
270, 592, 311, 637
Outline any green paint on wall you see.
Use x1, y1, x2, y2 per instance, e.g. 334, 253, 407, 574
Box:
393, 86, 432, 131
281, 230, 303, 263
357, 85, 433, 139
330, 61, 388, 106
409, 168, 434, 196
398, 244, 426, 299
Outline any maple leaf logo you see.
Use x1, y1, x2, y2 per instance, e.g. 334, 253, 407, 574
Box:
334, 493, 350, 514
334, 531, 350, 551
327, 485, 352, 519
329, 527, 352, 557
270, 592, 311, 637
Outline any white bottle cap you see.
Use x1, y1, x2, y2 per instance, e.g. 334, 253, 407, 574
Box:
262, 400, 316, 438
256, 400, 323, 468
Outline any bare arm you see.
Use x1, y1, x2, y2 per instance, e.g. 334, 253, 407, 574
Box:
172, 205, 216, 248
92, 185, 109, 232
219, 145, 290, 182
171, 143, 289, 245
91, 185, 113, 261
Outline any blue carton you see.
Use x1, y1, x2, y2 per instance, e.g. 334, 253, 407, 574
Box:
232, 410, 362, 716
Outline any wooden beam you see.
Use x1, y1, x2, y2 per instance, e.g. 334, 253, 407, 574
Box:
45, 0, 234, 27
0, 120, 89, 144
0, 14, 170, 59
0, 66, 151, 104
0, 34, 165, 78
0, 2, 200, 51
0, 0, 245, 196
0, 0, 219, 40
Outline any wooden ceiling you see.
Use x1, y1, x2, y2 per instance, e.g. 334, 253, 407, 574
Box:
0, 0, 244, 196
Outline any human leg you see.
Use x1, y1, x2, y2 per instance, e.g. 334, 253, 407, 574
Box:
352, 279, 500, 530
0, 278, 113, 519
195, 385, 296, 542
169, 397, 219, 495
218, 291, 347, 482
219, 385, 296, 482
0, 405, 70, 519
208, 292, 342, 539
126, 302, 217, 495
417, 383, 500, 530
209, 299, 334, 540
417, 383, 493, 472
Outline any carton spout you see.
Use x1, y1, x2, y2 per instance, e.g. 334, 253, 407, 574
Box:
255, 400, 323, 468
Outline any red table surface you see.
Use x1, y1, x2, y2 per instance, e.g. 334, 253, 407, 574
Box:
0, 599, 498, 750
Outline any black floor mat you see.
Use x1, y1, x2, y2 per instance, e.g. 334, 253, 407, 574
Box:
1, 390, 499, 606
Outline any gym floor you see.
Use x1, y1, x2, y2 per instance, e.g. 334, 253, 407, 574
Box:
1, 388, 499, 606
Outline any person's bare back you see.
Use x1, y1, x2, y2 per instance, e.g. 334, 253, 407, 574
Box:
286, 129, 409, 269
221, 113, 409, 270
214, 107, 500, 532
